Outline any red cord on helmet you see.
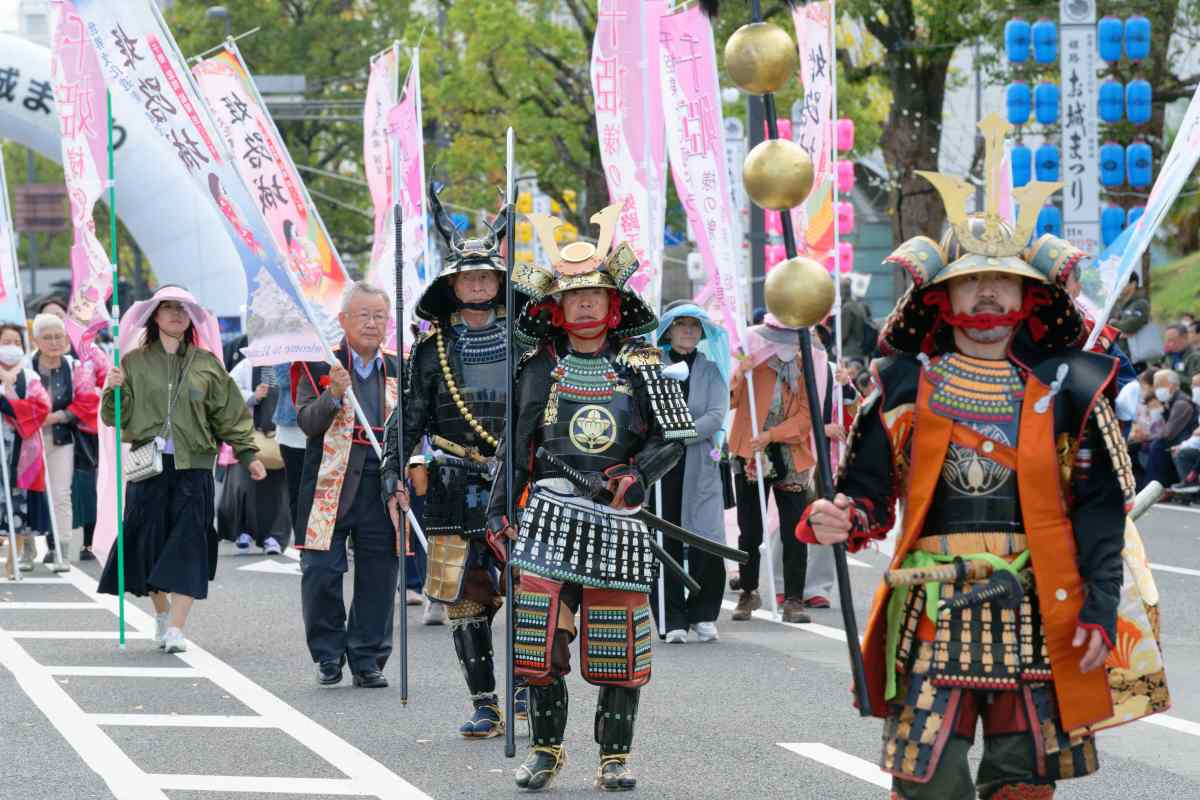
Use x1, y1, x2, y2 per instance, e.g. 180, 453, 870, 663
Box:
544, 290, 622, 339
920, 284, 1053, 349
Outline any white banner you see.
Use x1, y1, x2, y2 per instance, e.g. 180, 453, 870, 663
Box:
1060, 0, 1100, 255
0, 145, 24, 324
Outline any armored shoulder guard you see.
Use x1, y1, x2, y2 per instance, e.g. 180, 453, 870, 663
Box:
404, 325, 438, 393
618, 341, 696, 441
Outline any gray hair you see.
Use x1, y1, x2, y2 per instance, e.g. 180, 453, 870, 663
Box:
32, 313, 66, 339
1155, 368, 1181, 389
340, 280, 390, 313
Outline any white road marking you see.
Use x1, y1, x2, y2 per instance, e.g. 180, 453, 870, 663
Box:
0, 601, 107, 609
777, 742, 891, 788
0, 577, 72, 584
1140, 714, 1200, 738
10, 630, 152, 639
58, 568, 434, 800
1149, 562, 1200, 577
720, 600, 850, 643
150, 775, 365, 795
44, 666, 204, 678
237, 559, 302, 576
90, 714, 276, 728
1145, 503, 1200, 516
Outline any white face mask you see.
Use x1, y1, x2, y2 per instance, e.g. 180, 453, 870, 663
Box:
1150, 407, 1164, 422
1192, 389, 1200, 405
1155, 388, 1173, 404
0, 345, 24, 366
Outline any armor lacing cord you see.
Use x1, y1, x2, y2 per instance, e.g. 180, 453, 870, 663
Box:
435, 324, 499, 449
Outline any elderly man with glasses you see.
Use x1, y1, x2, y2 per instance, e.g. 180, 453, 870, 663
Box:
293, 281, 401, 689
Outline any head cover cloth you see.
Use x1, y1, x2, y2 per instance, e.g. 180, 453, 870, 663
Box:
511, 202, 657, 348
657, 301, 731, 388
877, 113, 1088, 357
119, 284, 223, 358
416, 184, 509, 321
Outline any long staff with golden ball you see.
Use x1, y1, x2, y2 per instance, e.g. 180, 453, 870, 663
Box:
724, 0, 871, 716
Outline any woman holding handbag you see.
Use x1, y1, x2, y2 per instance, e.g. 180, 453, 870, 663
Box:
98, 286, 265, 653
217, 358, 291, 554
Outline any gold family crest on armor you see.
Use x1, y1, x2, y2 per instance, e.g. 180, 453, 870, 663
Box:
941, 424, 1012, 496
569, 405, 617, 454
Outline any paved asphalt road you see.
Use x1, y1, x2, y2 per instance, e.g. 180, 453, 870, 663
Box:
3, 502, 1200, 800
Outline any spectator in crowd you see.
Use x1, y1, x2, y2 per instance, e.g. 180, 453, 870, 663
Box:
30, 313, 100, 567
272, 363, 305, 543
98, 286, 264, 653
1170, 426, 1200, 492
650, 301, 731, 643
1182, 322, 1200, 381
837, 279, 874, 362
0, 323, 48, 575
294, 281, 399, 689
218, 359, 290, 554
1111, 272, 1152, 361
1130, 369, 1198, 488
1182, 312, 1196, 329
728, 314, 838, 624
1163, 324, 1189, 374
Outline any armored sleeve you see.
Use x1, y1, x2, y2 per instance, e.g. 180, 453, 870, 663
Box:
1070, 398, 1129, 648
487, 348, 551, 524
382, 337, 438, 486
627, 360, 684, 487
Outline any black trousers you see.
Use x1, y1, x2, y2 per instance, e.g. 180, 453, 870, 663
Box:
734, 472, 808, 599
281, 444, 306, 544
649, 463, 726, 632
300, 470, 399, 673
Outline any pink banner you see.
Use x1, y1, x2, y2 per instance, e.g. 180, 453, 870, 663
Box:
591, 0, 668, 313
49, 1, 112, 352
659, 6, 746, 351
193, 45, 349, 345
791, 1, 835, 257
364, 46, 428, 351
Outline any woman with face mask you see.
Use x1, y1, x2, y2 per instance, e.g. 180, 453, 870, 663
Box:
0, 324, 51, 576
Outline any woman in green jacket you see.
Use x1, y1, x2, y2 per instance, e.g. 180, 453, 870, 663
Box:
98, 286, 264, 653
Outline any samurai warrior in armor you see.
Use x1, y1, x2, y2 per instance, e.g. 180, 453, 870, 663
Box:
799, 115, 1169, 799
381, 188, 513, 738
487, 204, 695, 792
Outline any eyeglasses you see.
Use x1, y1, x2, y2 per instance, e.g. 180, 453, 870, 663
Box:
349, 311, 389, 326
39, 334, 67, 343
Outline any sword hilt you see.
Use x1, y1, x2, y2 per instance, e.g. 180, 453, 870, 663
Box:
940, 569, 1029, 613
536, 447, 612, 503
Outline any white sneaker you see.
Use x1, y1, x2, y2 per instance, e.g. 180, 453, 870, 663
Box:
665, 628, 688, 643
693, 622, 719, 643
155, 612, 170, 649
404, 589, 423, 606
163, 627, 187, 654
422, 598, 447, 626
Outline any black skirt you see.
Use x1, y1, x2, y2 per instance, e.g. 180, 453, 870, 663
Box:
98, 455, 217, 600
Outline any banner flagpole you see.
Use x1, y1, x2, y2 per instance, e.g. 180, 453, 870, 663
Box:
829, 0, 845, 444
502, 126, 517, 761
107, 89, 126, 647
0, 147, 21, 581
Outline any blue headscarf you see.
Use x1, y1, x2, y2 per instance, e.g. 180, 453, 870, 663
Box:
656, 302, 732, 388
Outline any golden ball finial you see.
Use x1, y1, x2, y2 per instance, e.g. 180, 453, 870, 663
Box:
742, 138, 815, 211
724, 22, 798, 96
764, 256, 835, 329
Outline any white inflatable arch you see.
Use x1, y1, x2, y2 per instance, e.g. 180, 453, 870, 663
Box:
2, 33, 245, 316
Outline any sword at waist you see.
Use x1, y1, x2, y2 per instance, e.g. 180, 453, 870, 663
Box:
430, 434, 491, 464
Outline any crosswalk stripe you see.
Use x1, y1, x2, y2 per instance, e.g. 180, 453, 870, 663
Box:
1140, 714, 1200, 737
1149, 562, 1200, 577
720, 599, 850, 643
44, 666, 204, 678
90, 714, 277, 728
777, 742, 891, 788
148, 774, 366, 795
0, 602, 107, 609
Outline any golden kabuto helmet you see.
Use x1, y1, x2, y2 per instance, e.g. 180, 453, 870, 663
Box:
511, 202, 657, 348
878, 113, 1089, 356
415, 185, 510, 321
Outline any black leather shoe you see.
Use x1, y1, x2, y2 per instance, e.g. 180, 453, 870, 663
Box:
317, 661, 343, 686
352, 669, 389, 688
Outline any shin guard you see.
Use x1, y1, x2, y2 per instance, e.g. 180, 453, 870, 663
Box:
528, 677, 569, 747
594, 685, 640, 755
450, 613, 496, 697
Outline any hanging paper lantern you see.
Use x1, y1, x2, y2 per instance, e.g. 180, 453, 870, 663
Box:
1099, 142, 1125, 186
1007, 82, 1032, 125
1032, 19, 1058, 63
1035, 144, 1060, 182
1101, 205, 1126, 246
1005, 18, 1031, 63
836, 201, 855, 234
837, 241, 855, 273
1034, 82, 1059, 125
1126, 79, 1152, 125
1098, 16, 1124, 63
836, 118, 855, 152
1036, 205, 1062, 237
1127, 205, 1146, 228
1011, 144, 1032, 187
1127, 141, 1153, 188
1125, 15, 1151, 61
764, 244, 787, 268
1098, 80, 1124, 123
836, 160, 856, 193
